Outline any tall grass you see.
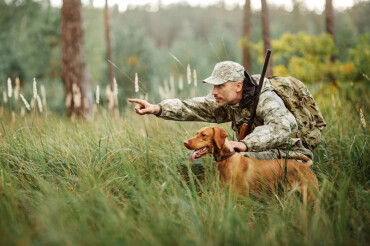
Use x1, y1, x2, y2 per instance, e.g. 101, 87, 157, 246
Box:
0, 86, 369, 245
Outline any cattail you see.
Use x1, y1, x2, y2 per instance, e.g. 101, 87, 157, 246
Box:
113, 78, 119, 114
179, 75, 183, 90
36, 95, 43, 112
30, 98, 35, 109
65, 93, 72, 108
11, 111, 15, 123
193, 69, 197, 87
14, 77, 20, 101
113, 79, 120, 118
20, 94, 30, 111
40, 84, 46, 107
96, 85, 100, 104
360, 108, 367, 128
331, 94, 336, 108
72, 83, 81, 108
33, 77, 37, 98
7, 78, 12, 98
20, 107, 25, 116
2, 91, 7, 103
135, 73, 139, 93
187, 64, 191, 84
113, 78, 118, 107
113, 78, 118, 97
106, 85, 114, 110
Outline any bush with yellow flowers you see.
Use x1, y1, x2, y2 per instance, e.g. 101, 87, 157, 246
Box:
269, 32, 358, 84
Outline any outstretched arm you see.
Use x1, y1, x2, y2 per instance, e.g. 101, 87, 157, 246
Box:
131, 94, 230, 123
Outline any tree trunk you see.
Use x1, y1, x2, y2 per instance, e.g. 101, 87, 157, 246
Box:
61, 0, 93, 118
325, 0, 336, 62
351, 0, 359, 32
260, 0, 273, 76
242, 0, 252, 72
105, 0, 114, 89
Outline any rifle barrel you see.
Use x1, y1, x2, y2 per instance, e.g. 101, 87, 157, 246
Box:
239, 50, 272, 141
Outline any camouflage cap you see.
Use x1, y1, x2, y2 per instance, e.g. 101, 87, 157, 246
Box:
203, 61, 245, 85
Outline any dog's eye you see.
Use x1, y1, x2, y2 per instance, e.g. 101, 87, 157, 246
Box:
201, 133, 206, 137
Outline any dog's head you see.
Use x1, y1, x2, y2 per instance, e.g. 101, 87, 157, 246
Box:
184, 126, 230, 162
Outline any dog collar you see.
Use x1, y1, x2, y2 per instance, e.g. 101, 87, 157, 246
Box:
214, 151, 236, 162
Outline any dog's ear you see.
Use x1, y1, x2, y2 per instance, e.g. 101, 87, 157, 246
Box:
213, 127, 228, 150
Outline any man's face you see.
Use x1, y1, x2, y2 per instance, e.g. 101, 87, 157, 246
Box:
212, 81, 242, 106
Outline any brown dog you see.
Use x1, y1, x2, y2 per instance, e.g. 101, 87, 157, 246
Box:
184, 126, 319, 203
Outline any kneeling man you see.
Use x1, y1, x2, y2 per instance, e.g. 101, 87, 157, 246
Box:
128, 61, 313, 160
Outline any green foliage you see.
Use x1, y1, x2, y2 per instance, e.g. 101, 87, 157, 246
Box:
111, 22, 157, 103
83, 7, 106, 86
0, 1, 369, 108
168, 22, 241, 98
335, 10, 359, 60
272, 32, 356, 83
0, 0, 60, 83
349, 34, 370, 81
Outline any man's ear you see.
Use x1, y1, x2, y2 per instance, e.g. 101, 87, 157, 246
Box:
213, 127, 228, 149
236, 82, 243, 93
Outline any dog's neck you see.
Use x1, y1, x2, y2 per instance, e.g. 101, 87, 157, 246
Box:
213, 139, 236, 162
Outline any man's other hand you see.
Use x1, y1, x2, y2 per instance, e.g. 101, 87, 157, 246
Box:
229, 141, 247, 152
128, 99, 161, 115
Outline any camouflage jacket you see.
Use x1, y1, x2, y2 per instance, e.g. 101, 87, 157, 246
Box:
157, 75, 312, 156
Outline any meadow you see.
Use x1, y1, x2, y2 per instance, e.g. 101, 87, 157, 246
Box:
0, 80, 369, 246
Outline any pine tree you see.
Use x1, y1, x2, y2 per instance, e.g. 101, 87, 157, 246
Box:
105, 0, 114, 88
242, 0, 252, 72
261, 0, 273, 76
61, 0, 93, 118
325, 0, 336, 62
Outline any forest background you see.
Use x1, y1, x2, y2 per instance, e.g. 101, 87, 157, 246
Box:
0, 0, 369, 111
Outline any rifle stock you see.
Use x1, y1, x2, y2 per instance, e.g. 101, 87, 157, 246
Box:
239, 123, 251, 141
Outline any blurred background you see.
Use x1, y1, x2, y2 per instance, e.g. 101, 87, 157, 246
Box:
0, 0, 369, 115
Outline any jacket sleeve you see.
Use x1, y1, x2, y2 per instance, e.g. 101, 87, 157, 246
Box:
240, 90, 298, 152
157, 94, 230, 123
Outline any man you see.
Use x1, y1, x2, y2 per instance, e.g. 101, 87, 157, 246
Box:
128, 61, 313, 160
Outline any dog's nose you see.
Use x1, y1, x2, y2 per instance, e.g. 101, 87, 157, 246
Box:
184, 140, 189, 147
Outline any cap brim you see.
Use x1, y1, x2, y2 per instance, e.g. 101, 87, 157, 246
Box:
202, 76, 226, 85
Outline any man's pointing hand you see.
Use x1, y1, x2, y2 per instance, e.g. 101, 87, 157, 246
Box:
128, 99, 161, 115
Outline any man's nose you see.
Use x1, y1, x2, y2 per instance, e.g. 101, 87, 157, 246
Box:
212, 87, 218, 95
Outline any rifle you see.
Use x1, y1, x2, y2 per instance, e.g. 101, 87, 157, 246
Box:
239, 49, 272, 141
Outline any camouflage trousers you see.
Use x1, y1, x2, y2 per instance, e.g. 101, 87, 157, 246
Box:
241, 147, 313, 162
